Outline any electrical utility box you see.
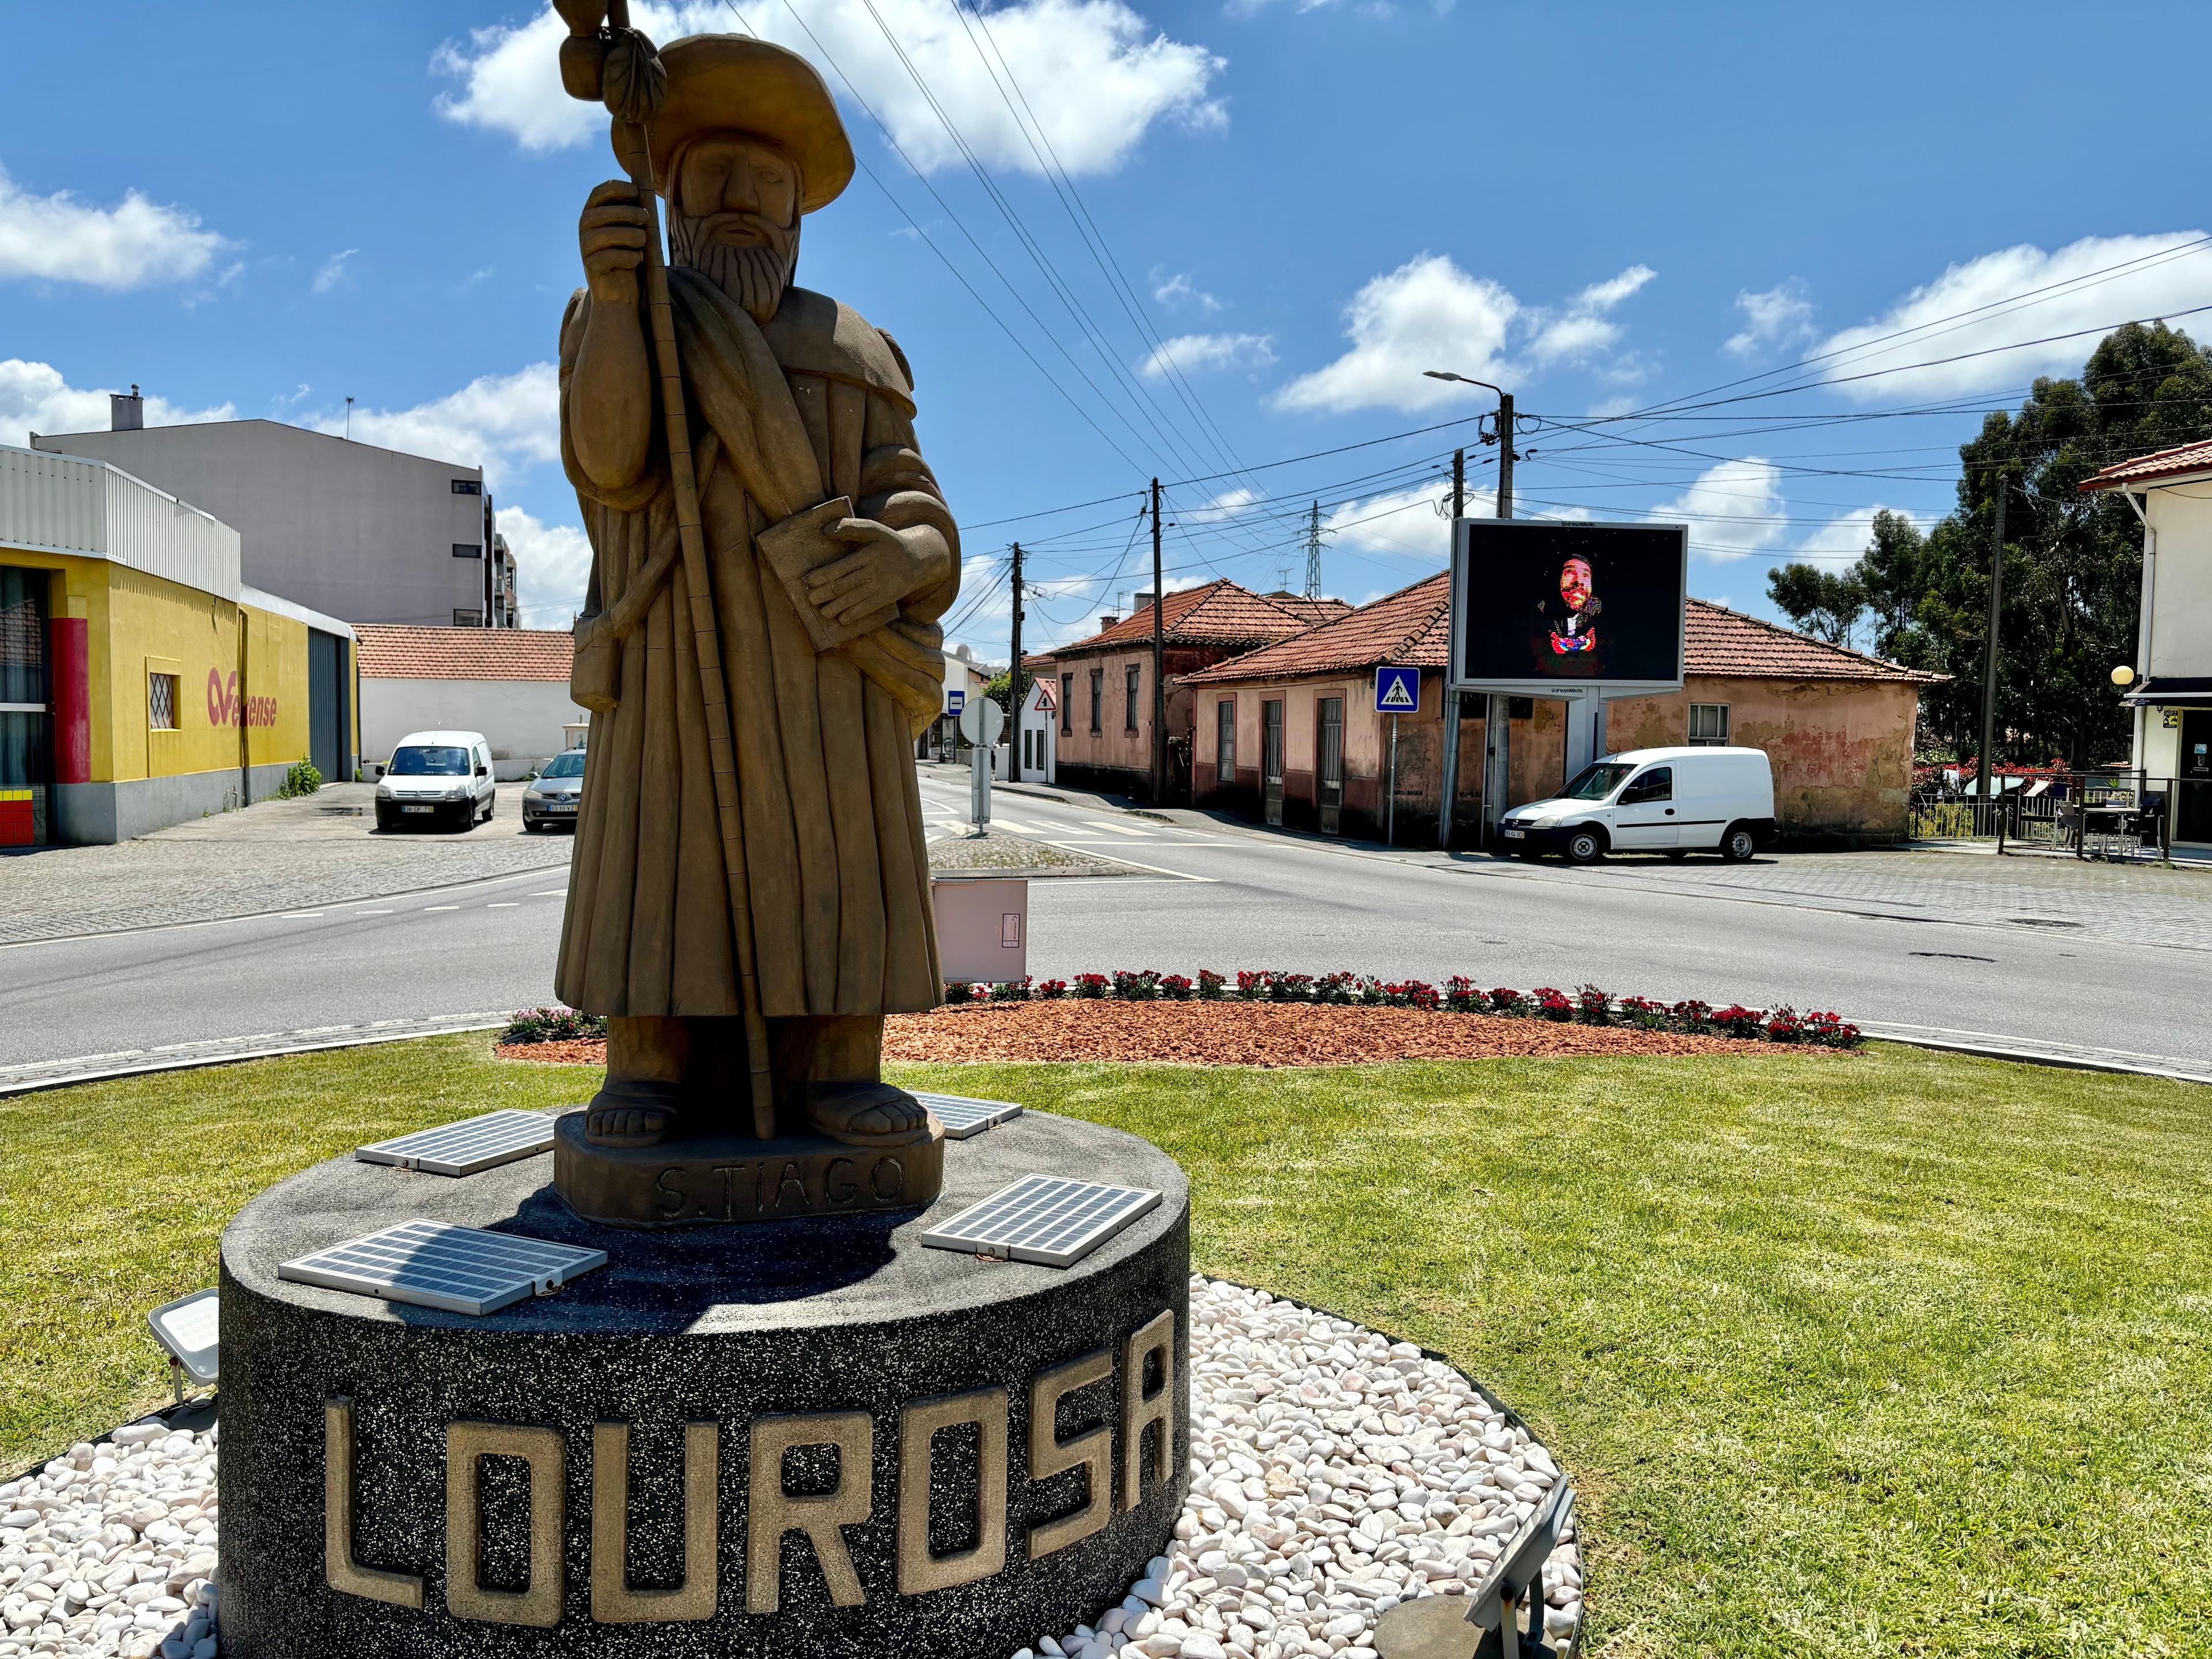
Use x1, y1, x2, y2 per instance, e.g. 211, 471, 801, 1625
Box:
932, 876, 1029, 987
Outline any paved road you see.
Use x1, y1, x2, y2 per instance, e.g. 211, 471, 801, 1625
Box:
5, 771, 2209, 1080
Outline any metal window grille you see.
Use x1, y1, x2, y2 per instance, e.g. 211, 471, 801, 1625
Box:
1089, 668, 1103, 733
1125, 664, 1141, 731
1217, 699, 1235, 786
1687, 703, 1730, 745
147, 673, 178, 731
1060, 673, 1072, 734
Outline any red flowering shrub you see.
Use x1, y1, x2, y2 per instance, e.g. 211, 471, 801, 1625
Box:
1575, 984, 1613, 1025
1763, 1006, 1804, 1043
1712, 1004, 1766, 1038
1160, 973, 1195, 1001
1315, 972, 1358, 1005
1235, 970, 1269, 1001
1618, 995, 1669, 1031
1669, 999, 1713, 1034
1113, 969, 1161, 1001
1386, 980, 1441, 1010
988, 976, 1033, 1002
1533, 988, 1574, 1022
1035, 978, 1069, 999
1074, 973, 1111, 1000
1196, 969, 1227, 1001
1445, 976, 1482, 1013
1487, 988, 1530, 1017
1803, 1010, 1862, 1048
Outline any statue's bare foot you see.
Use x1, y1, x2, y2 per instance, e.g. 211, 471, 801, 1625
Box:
804, 1081, 934, 1149
585, 1101, 675, 1147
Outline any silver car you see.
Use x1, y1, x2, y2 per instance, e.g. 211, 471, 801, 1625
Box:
522, 748, 586, 832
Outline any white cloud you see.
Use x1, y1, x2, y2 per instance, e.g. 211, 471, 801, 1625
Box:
1650, 458, 1784, 562
312, 249, 357, 294
1184, 486, 1257, 522
434, 0, 1224, 176
1323, 482, 1469, 562
1152, 270, 1222, 313
1526, 264, 1654, 366
318, 364, 560, 487
1274, 256, 1656, 415
1138, 331, 1274, 379
1273, 254, 1517, 415
1785, 504, 1933, 565
0, 164, 227, 291
1816, 231, 2212, 400
1724, 279, 1815, 360
501, 504, 595, 627
0, 360, 232, 446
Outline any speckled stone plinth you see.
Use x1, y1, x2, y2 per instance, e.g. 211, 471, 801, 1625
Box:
217, 1112, 1189, 1658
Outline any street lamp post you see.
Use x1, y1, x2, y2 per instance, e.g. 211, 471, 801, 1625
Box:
1423, 370, 1516, 851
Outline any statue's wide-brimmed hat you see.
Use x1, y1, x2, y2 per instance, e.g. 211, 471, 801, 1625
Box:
629, 36, 855, 214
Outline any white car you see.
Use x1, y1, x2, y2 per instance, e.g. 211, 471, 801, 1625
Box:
1497, 745, 1776, 865
374, 730, 498, 834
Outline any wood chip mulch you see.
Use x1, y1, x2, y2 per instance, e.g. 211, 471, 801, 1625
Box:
498, 1001, 1799, 1069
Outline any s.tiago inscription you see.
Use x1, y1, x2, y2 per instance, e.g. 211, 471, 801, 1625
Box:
323, 1309, 1179, 1628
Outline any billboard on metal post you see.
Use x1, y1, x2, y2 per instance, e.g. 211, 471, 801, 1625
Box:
1448, 519, 1688, 694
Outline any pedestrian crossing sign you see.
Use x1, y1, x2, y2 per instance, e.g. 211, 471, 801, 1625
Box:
1375, 666, 1419, 713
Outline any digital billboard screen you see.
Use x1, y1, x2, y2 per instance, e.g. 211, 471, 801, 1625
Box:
1451, 520, 1687, 692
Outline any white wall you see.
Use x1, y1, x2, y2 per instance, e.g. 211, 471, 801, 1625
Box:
363, 677, 586, 779
2147, 484, 2212, 680
1018, 680, 1056, 783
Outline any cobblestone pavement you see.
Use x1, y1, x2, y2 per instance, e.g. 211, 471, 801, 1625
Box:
1543, 847, 2212, 952
0, 783, 572, 946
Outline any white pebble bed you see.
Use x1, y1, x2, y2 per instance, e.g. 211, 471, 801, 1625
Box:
0, 1420, 217, 1659
0, 1277, 1579, 1659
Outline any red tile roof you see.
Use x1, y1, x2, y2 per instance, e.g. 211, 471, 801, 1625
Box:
2079, 438, 2212, 491
1183, 578, 1943, 686
356, 624, 574, 681
1049, 579, 1331, 656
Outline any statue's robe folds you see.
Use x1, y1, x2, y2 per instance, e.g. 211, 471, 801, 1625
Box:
555, 274, 956, 1020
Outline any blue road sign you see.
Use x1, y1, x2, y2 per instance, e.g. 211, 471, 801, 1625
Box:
1375, 666, 1420, 714
947, 688, 967, 714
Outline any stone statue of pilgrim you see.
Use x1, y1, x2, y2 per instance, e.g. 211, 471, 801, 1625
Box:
556, 36, 952, 1153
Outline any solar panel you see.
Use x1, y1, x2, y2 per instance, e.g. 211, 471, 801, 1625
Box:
278, 1221, 608, 1316
355, 1109, 560, 1176
147, 1289, 220, 1383
921, 1175, 1161, 1268
911, 1089, 1024, 1139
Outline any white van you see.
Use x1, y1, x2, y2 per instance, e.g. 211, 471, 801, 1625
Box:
374, 730, 498, 834
1497, 745, 1775, 865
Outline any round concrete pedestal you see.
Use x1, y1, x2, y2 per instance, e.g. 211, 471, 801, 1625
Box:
217, 1112, 1189, 1658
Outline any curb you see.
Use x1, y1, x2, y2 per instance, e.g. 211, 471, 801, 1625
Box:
1860, 1024, 2212, 1086
0, 1018, 509, 1097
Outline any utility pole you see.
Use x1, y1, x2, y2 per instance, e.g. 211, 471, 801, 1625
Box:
1495, 393, 1515, 518
1150, 479, 1167, 804
1437, 448, 1467, 851
1007, 541, 1024, 779
1483, 407, 1517, 845
1978, 475, 2006, 799
1305, 502, 1324, 600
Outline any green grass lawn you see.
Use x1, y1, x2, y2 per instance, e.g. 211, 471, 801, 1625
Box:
5, 1037, 2209, 1656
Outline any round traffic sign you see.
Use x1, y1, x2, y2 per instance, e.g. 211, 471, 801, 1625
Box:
958, 697, 1006, 747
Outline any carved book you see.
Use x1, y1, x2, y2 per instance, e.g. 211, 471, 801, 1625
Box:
756, 495, 902, 653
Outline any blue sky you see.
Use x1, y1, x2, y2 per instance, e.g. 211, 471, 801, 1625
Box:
6, 1, 2211, 660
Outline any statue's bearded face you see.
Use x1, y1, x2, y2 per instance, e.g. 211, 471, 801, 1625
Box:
668, 134, 802, 325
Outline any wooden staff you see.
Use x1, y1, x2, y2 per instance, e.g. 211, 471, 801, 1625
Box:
571, 2, 777, 1139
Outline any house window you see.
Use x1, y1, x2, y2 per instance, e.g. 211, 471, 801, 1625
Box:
1060, 673, 1073, 734
451, 479, 482, 495
1687, 703, 1730, 745
147, 672, 178, 731
1216, 699, 1235, 786
1089, 667, 1103, 733
453, 608, 482, 626
1125, 664, 1141, 731
453, 541, 483, 559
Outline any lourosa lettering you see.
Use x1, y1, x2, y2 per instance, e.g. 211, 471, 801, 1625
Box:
322, 1309, 1181, 1627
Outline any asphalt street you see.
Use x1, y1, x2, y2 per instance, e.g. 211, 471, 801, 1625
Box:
5, 771, 2210, 1080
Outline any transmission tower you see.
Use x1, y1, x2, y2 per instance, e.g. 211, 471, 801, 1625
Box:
1304, 501, 1325, 600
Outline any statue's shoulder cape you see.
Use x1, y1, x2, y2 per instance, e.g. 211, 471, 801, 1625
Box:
762, 286, 916, 417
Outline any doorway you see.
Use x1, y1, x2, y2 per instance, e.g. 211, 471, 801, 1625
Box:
1262, 698, 1284, 827
2179, 710, 2212, 844
0, 566, 51, 847
1317, 696, 1343, 834
308, 629, 349, 785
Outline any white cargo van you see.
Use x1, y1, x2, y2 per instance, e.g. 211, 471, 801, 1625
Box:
1496, 745, 1775, 864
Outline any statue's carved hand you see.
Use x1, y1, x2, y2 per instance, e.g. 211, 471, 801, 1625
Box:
579, 180, 649, 306
805, 519, 929, 626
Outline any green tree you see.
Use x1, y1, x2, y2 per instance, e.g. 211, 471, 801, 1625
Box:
1765, 563, 1867, 647
1780, 323, 2212, 767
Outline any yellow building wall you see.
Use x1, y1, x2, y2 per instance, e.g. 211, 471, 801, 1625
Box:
0, 546, 316, 787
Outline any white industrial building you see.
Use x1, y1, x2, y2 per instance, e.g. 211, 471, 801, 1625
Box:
32, 394, 518, 631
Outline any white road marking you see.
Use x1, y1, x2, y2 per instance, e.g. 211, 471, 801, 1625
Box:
279, 912, 324, 919
487, 902, 519, 908
424, 905, 460, 912
1080, 819, 1154, 838
1033, 840, 1214, 882
532, 890, 566, 896
355, 909, 394, 916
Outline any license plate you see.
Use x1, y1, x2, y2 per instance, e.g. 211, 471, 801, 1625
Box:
546, 801, 575, 812
1503, 828, 1525, 839
402, 804, 435, 815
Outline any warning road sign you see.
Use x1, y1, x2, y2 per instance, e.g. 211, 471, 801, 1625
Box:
1375, 666, 1420, 714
